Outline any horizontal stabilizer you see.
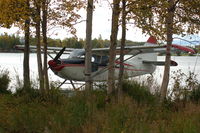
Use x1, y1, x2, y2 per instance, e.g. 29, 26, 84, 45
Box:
143, 60, 178, 66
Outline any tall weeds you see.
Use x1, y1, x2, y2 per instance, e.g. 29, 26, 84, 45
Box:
0, 69, 200, 132
170, 70, 200, 104
0, 68, 11, 94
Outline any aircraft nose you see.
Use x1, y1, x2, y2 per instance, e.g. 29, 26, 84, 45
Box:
48, 60, 57, 67
48, 60, 65, 72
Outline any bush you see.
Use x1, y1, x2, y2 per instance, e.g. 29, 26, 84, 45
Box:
170, 70, 200, 104
0, 69, 11, 94
122, 80, 156, 105
190, 85, 200, 104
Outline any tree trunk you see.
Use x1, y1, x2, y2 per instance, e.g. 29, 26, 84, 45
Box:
107, 0, 121, 97
85, 0, 93, 90
35, 4, 44, 91
42, 0, 49, 91
160, 0, 175, 102
118, 0, 126, 101
23, 0, 30, 89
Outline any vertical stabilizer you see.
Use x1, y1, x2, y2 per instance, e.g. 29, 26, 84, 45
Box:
142, 36, 157, 62
145, 36, 157, 45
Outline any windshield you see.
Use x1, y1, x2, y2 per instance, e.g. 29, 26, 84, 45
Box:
68, 49, 85, 59
68, 49, 108, 66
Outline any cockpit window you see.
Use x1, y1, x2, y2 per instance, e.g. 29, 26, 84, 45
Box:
68, 49, 85, 59
101, 56, 109, 66
92, 55, 108, 66
92, 55, 101, 63
68, 49, 108, 66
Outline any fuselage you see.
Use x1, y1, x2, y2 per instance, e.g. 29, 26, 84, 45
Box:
48, 49, 157, 81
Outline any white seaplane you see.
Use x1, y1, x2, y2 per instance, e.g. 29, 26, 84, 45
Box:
15, 36, 195, 88
47, 37, 195, 81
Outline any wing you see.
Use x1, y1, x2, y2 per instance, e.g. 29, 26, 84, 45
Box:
91, 44, 195, 56
91, 45, 166, 56
15, 45, 74, 54
92, 36, 196, 56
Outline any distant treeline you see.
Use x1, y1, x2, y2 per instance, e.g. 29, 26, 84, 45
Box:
0, 34, 22, 51
0, 34, 145, 51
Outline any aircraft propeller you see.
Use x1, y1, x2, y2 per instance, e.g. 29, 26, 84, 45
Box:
53, 47, 66, 62
48, 47, 66, 69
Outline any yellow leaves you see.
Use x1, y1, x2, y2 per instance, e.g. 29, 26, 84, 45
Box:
0, 0, 30, 28
126, 0, 200, 41
47, 0, 84, 36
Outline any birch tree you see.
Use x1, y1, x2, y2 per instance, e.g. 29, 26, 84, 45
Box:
128, 0, 200, 101
0, 0, 84, 92
85, 0, 93, 90
160, 0, 200, 102
32, 0, 44, 91
32, 0, 84, 91
118, 0, 127, 100
107, 0, 121, 99
160, 0, 175, 102
0, 0, 31, 89
23, 0, 31, 89
42, 0, 49, 91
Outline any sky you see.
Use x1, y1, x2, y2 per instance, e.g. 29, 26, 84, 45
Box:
0, 0, 149, 42
0, 0, 200, 45
71, 0, 148, 42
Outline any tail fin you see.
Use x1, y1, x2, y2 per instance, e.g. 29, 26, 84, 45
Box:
142, 36, 157, 63
145, 36, 157, 46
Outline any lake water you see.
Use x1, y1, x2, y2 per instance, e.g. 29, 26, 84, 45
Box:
154, 56, 200, 83
0, 53, 200, 91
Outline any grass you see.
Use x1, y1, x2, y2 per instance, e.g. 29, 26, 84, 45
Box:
0, 69, 200, 133
0, 87, 200, 133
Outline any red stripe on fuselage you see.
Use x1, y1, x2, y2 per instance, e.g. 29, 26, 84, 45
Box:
115, 61, 134, 67
51, 61, 135, 72
120, 68, 150, 72
52, 65, 65, 71
51, 64, 84, 71
51, 63, 149, 73
61, 64, 85, 67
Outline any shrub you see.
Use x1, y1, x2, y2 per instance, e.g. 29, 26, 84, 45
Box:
0, 69, 11, 94
122, 80, 156, 105
190, 85, 200, 104
170, 70, 200, 104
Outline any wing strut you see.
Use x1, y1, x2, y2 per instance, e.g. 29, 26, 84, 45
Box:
57, 79, 68, 89
120, 50, 142, 62
91, 50, 142, 79
69, 80, 77, 90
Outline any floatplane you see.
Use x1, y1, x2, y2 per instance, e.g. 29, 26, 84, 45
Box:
15, 36, 195, 89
